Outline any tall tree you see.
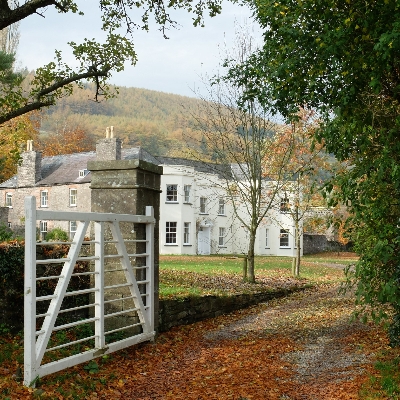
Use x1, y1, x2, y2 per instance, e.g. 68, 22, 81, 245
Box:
187, 26, 293, 282
274, 109, 333, 277
229, 0, 400, 341
0, 0, 222, 125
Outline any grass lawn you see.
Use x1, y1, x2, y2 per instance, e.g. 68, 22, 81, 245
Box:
159, 252, 357, 299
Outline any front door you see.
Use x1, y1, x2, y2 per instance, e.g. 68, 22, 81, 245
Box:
197, 227, 211, 255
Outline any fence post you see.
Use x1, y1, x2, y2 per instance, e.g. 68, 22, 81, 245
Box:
146, 206, 155, 332
94, 221, 105, 349
24, 196, 37, 386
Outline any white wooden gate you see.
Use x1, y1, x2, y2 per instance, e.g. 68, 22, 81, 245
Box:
24, 196, 156, 386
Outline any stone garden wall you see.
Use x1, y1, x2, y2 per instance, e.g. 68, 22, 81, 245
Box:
158, 289, 300, 332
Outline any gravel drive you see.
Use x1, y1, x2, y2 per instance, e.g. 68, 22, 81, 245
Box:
204, 284, 377, 399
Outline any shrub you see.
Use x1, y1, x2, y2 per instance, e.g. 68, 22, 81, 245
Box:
0, 223, 13, 242
45, 227, 69, 242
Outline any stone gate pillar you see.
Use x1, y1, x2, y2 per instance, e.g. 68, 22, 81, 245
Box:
88, 158, 162, 332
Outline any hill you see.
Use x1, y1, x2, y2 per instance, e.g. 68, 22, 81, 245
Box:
39, 83, 204, 156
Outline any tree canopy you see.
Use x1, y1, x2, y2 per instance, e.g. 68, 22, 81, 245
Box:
0, 0, 222, 125
232, 0, 400, 120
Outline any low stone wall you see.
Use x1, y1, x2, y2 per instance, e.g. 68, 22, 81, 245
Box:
158, 289, 301, 332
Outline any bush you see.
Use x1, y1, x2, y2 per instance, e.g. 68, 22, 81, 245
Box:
0, 223, 13, 242
45, 227, 69, 242
0, 240, 90, 332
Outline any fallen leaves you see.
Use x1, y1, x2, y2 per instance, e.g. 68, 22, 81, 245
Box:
0, 281, 392, 399
159, 268, 307, 299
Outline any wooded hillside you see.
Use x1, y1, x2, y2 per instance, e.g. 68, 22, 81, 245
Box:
39, 83, 204, 156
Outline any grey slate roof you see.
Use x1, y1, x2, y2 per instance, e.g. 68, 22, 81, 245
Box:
0, 147, 160, 188
156, 156, 232, 179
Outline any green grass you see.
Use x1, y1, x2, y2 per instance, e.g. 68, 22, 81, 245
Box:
160, 254, 353, 274
159, 253, 349, 299
159, 283, 203, 298
361, 353, 400, 399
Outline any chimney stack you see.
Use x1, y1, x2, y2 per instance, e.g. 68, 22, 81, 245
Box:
96, 126, 122, 161
17, 141, 42, 187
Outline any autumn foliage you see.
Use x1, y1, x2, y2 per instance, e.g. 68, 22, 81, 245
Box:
0, 112, 39, 180
37, 126, 96, 156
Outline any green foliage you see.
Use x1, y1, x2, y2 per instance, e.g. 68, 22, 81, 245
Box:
45, 227, 69, 242
0, 51, 20, 86
231, 0, 400, 119
0, 242, 90, 332
0, 241, 24, 296
366, 355, 400, 398
0, 223, 13, 241
83, 360, 99, 374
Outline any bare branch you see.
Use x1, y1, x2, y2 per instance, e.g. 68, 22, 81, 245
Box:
0, 0, 58, 30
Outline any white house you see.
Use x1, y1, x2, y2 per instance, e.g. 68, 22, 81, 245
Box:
156, 157, 302, 257
0, 134, 302, 257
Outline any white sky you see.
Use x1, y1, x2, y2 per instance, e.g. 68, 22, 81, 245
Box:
17, 1, 261, 98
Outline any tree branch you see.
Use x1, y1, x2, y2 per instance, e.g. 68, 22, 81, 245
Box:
0, 0, 59, 30
0, 0, 10, 15
0, 68, 110, 125
36, 67, 109, 99
0, 100, 54, 125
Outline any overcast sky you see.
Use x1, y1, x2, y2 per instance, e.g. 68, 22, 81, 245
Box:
17, 1, 261, 99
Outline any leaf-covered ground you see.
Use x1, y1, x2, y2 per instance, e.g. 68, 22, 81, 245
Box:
0, 281, 393, 399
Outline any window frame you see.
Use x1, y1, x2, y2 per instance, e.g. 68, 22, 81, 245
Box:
218, 198, 225, 215
218, 227, 226, 247
69, 221, 77, 239
79, 169, 88, 178
40, 221, 48, 240
279, 228, 290, 248
183, 222, 190, 245
40, 190, 49, 208
166, 184, 178, 203
183, 185, 191, 203
200, 197, 207, 214
69, 188, 77, 207
166, 221, 177, 244
265, 228, 269, 248
5, 192, 12, 208
280, 197, 290, 213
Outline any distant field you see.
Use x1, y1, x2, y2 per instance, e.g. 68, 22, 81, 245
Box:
158, 253, 357, 299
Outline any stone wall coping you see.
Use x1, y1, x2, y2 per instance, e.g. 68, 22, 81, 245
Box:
88, 159, 163, 175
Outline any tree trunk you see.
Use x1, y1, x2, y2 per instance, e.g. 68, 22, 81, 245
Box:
294, 231, 301, 277
242, 257, 248, 280
247, 231, 256, 283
